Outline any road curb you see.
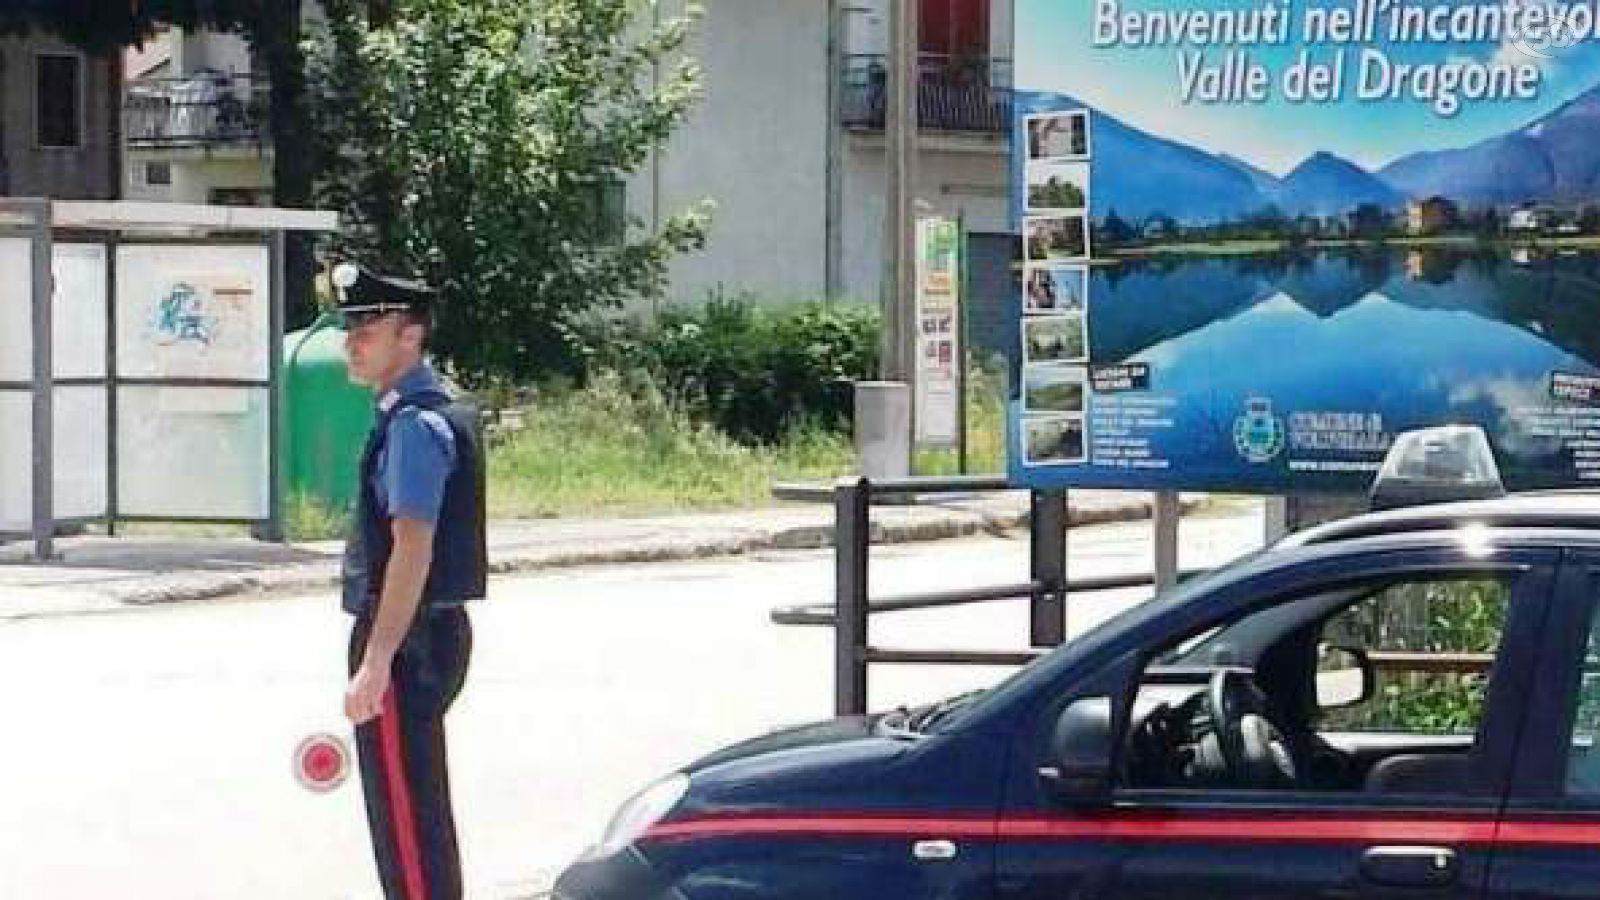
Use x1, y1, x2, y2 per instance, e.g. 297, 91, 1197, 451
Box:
4, 498, 1177, 616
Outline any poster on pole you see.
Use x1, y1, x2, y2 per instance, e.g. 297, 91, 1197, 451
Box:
916, 217, 962, 448
1012, 0, 1600, 493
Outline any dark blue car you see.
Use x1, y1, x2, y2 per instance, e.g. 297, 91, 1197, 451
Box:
558, 489, 1600, 899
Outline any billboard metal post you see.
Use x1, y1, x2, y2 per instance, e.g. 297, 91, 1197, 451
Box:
1264, 496, 1291, 544
1153, 491, 1181, 592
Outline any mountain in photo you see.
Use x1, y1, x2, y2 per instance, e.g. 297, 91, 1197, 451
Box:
1274, 152, 1404, 218
1218, 153, 1283, 195
1380, 85, 1600, 205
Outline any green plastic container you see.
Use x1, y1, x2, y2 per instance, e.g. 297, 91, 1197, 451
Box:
283, 312, 375, 516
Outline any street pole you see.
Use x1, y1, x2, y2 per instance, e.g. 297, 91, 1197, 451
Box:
883, 0, 918, 385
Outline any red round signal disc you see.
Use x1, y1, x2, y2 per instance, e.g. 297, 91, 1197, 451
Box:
294, 733, 351, 793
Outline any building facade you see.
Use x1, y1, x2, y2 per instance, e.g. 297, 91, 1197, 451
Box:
122, 27, 272, 206
637, 0, 1013, 323
0, 33, 121, 200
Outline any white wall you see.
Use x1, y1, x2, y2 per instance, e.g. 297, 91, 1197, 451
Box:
839, 137, 1008, 304
641, 0, 1014, 308
176, 29, 255, 76
125, 152, 272, 204
638, 0, 832, 306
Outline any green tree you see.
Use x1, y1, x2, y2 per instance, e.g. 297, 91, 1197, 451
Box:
307, 0, 711, 386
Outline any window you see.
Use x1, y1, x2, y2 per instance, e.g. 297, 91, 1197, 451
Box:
920, 0, 991, 58
585, 179, 627, 246
145, 162, 172, 186
1121, 576, 1510, 793
1317, 579, 1507, 736
1565, 598, 1600, 793
36, 53, 82, 149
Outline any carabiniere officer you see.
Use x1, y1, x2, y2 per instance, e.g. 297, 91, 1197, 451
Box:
334, 262, 487, 900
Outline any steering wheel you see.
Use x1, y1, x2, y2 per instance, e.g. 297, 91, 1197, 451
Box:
1205, 669, 1298, 788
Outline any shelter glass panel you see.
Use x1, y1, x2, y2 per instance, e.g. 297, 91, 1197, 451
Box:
115, 386, 269, 519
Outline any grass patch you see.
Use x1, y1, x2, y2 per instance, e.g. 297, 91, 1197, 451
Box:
283, 360, 1012, 528
488, 371, 857, 519
286, 491, 352, 542
914, 362, 1009, 477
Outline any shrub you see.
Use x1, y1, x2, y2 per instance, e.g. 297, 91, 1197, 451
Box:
615, 293, 881, 444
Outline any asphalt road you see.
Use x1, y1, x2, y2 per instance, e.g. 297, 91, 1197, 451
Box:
0, 507, 1263, 899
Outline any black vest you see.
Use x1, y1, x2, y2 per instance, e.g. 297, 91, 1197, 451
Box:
341, 388, 487, 617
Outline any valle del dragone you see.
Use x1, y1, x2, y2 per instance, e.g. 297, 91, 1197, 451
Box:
1011, 0, 1600, 493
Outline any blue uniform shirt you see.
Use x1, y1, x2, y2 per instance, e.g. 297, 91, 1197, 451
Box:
372, 362, 457, 525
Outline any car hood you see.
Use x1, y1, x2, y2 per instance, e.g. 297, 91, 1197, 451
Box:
685, 715, 882, 774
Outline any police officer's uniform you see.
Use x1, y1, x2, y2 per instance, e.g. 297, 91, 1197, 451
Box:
337, 267, 487, 900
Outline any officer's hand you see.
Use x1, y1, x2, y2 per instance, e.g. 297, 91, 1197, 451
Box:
345, 662, 391, 725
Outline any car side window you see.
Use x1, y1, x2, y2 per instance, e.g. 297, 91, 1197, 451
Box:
1121, 575, 1511, 794
1317, 579, 1508, 737
1564, 600, 1600, 794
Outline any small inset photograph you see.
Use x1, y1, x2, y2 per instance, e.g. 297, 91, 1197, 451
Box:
1023, 313, 1087, 364
1026, 160, 1090, 212
1025, 215, 1089, 263
1027, 110, 1091, 161
1024, 415, 1086, 466
1024, 365, 1088, 415
1024, 265, 1087, 314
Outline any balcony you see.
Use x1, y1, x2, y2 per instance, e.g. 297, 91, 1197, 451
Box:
841, 53, 1012, 134
124, 73, 270, 151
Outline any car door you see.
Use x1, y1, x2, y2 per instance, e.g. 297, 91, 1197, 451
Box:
1491, 548, 1600, 900
995, 545, 1559, 900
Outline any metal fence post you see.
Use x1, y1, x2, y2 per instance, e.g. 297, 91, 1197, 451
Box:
835, 476, 871, 716
1030, 489, 1067, 647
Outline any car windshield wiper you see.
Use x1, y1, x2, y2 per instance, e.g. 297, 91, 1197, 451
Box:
906, 690, 986, 733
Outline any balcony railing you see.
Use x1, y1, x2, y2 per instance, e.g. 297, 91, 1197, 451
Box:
841, 53, 1012, 134
124, 73, 270, 150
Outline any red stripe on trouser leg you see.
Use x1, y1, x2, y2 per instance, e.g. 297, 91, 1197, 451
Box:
379, 688, 429, 900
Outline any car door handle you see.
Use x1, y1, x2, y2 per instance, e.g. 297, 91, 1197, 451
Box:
1361, 846, 1460, 889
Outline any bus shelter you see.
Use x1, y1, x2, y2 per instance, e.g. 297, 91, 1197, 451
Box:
0, 200, 337, 559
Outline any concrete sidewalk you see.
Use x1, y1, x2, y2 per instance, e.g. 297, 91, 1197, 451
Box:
0, 490, 1174, 620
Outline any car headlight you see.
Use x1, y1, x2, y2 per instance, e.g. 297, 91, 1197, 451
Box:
588, 773, 690, 859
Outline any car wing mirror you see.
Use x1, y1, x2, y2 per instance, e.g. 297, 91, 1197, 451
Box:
1316, 645, 1375, 710
1040, 696, 1114, 802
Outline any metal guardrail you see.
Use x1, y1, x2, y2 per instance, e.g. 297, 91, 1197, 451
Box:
125, 73, 270, 150
771, 477, 1187, 716
771, 479, 1490, 716
840, 53, 1013, 134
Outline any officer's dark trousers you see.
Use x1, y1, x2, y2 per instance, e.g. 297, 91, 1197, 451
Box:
349, 608, 472, 900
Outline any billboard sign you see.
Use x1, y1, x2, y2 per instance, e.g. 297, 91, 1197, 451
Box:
1012, 0, 1600, 493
